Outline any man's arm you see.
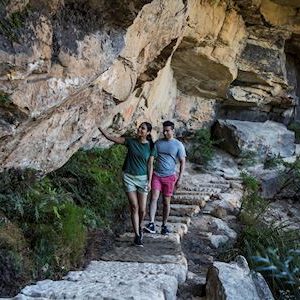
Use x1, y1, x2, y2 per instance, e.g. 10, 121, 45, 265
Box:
98, 127, 125, 144
176, 156, 186, 189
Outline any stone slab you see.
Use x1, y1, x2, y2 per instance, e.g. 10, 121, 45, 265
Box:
146, 216, 191, 226
157, 204, 200, 217
101, 245, 187, 266
117, 232, 181, 244
15, 260, 188, 300
171, 196, 207, 207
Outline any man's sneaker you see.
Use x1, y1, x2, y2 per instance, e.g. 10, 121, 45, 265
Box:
144, 222, 155, 234
133, 235, 143, 247
139, 227, 143, 241
161, 225, 170, 235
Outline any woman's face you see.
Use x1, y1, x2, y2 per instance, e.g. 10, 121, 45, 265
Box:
137, 123, 149, 138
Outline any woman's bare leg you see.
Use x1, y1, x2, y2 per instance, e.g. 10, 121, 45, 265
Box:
127, 191, 139, 235
137, 192, 147, 229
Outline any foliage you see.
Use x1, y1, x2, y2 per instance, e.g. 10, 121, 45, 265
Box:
238, 172, 300, 299
0, 91, 11, 107
0, 1, 30, 43
252, 248, 300, 297
0, 145, 127, 296
273, 158, 300, 201
239, 172, 269, 225
189, 128, 216, 165
0, 219, 32, 295
264, 154, 284, 169
50, 145, 127, 227
238, 150, 257, 166
241, 171, 260, 192
288, 122, 300, 143
242, 224, 300, 299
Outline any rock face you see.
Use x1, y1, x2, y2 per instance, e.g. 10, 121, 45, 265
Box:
212, 119, 295, 159
206, 256, 274, 300
0, 0, 300, 172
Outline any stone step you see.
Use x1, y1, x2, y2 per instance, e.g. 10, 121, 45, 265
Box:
117, 232, 181, 245
176, 187, 222, 195
172, 196, 207, 207
181, 182, 229, 191
145, 216, 192, 226
157, 204, 200, 217
175, 190, 212, 198
142, 222, 188, 238
173, 194, 209, 201
101, 245, 187, 266
178, 185, 223, 196
15, 261, 187, 300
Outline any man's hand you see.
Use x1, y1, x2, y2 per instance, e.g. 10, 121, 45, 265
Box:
175, 177, 182, 189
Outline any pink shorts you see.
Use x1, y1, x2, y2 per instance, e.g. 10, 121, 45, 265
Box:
151, 173, 177, 197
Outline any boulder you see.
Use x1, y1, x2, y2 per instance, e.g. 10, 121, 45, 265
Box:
206, 149, 241, 179
206, 256, 274, 300
212, 119, 295, 159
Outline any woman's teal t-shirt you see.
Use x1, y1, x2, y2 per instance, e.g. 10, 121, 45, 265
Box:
122, 138, 155, 175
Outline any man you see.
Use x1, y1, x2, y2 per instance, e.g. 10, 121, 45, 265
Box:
145, 120, 186, 235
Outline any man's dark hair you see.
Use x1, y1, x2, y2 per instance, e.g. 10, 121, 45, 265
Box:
162, 120, 174, 129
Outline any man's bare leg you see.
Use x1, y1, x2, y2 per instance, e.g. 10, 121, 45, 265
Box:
162, 196, 171, 226
149, 189, 160, 223
144, 189, 160, 233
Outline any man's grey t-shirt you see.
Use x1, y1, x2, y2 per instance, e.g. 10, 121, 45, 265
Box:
153, 138, 186, 177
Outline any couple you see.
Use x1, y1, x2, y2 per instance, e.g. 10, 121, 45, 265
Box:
99, 121, 186, 247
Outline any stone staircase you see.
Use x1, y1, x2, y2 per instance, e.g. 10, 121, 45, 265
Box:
11, 172, 242, 300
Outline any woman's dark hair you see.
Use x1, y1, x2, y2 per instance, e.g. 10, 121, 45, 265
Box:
140, 122, 154, 150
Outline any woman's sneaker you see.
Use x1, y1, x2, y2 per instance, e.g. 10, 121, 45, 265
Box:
144, 222, 155, 234
134, 235, 143, 247
161, 225, 170, 235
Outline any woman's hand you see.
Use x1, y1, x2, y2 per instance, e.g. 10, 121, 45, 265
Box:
98, 127, 125, 144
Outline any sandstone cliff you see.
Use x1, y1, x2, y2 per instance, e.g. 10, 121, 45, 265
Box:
0, 0, 299, 172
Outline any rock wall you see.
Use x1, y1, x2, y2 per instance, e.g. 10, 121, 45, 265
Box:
0, 0, 300, 172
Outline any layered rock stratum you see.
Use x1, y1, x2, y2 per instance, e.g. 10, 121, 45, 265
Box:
0, 0, 300, 172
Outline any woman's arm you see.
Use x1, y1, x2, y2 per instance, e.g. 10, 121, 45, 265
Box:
147, 156, 155, 190
98, 127, 125, 144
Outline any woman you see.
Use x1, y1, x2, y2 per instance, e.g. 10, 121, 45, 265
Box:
99, 122, 155, 247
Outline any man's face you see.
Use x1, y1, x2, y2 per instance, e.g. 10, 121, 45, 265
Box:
163, 126, 174, 140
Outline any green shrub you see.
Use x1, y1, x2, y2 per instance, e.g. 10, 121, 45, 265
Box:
238, 172, 300, 299
241, 171, 260, 192
0, 91, 11, 107
264, 154, 284, 169
0, 145, 127, 295
0, 219, 32, 296
50, 145, 128, 227
239, 150, 258, 166
273, 158, 300, 201
240, 172, 269, 224
59, 203, 86, 267
0, 1, 30, 43
288, 122, 300, 143
241, 224, 300, 299
189, 128, 215, 165
32, 203, 86, 277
